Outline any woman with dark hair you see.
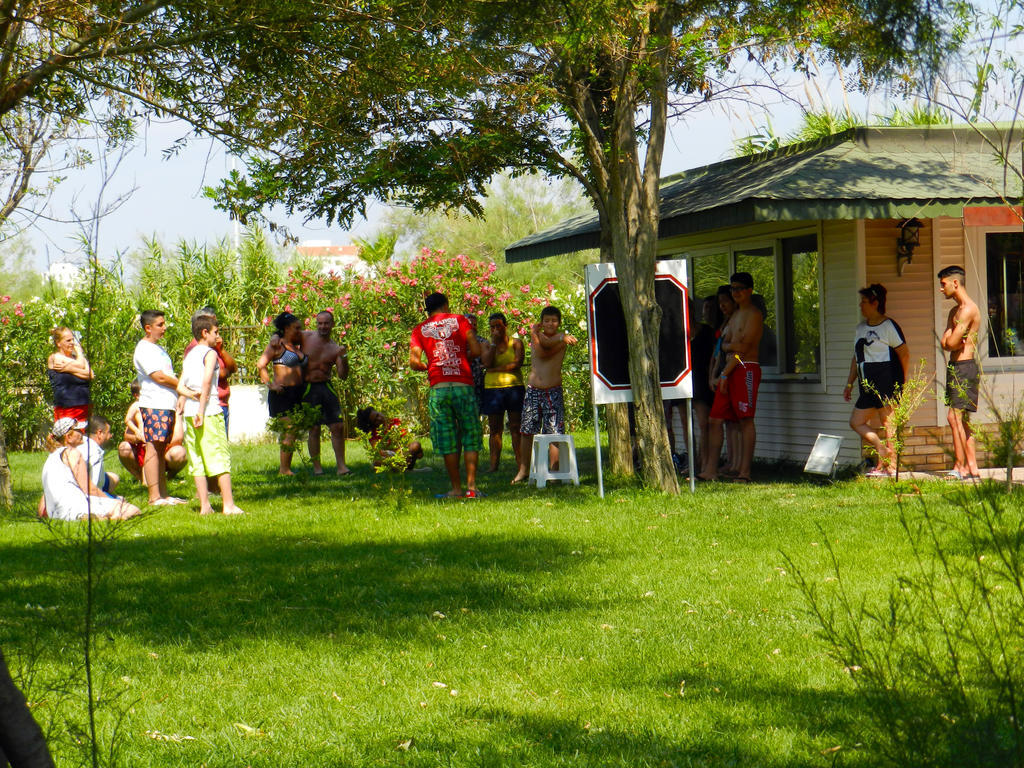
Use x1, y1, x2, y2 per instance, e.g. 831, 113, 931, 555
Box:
257, 312, 308, 475
844, 283, 909, 477
46, 327, 93, 422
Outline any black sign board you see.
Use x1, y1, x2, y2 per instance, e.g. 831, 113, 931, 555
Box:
585, 261, 691, 404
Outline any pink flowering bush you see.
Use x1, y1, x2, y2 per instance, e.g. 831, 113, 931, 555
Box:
246, 249, 588, 433
0, 260, 145, 448
0, 247, 589, 448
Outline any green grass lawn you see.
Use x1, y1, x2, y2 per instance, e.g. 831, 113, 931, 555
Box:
0, 436, 972, 767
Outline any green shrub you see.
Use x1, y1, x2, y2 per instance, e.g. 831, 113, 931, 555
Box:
0, 240, 589, 448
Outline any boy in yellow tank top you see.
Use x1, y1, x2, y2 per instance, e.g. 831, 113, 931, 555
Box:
479, 313, 525, 472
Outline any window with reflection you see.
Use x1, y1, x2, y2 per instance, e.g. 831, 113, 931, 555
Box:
782, 234, 820, 374
986, 232, 1024, 358
683, 233, 820, 377
735, 246, 778, 368
691, 252, 730, 300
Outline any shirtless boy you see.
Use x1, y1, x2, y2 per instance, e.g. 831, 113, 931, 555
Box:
698, 272, 763, 483
118, 379, 186, 483
938, 265, 982, 480
303, 310, 351, 476
512, 306, 578, 484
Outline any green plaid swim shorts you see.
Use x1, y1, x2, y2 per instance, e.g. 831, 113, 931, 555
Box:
428, 384, 482, 456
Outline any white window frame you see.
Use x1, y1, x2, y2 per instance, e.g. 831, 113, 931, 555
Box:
680, 228, 823, 382
974, 225, 1024, 370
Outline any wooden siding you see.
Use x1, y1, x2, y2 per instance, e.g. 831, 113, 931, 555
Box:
752, 220, 862, 465
863, 218, 940, 428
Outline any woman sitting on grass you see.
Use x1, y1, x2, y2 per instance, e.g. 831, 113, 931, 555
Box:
40, 417, 141, 521
356, 407, 423, 471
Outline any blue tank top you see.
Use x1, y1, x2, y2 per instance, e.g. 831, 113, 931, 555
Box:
47, 368, 91, 407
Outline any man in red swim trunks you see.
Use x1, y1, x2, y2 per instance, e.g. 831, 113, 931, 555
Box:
699, 272, 763, 483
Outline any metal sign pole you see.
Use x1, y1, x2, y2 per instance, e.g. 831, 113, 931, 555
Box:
593, 403, 604, 498
686, 398, 695, 494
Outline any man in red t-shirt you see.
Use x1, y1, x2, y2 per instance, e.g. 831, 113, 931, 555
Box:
410, 293, 483, 498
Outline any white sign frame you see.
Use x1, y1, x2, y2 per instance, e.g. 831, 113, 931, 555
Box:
584, 260, 693, 404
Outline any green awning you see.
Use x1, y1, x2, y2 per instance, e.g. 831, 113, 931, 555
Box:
506, 125, 1024, 262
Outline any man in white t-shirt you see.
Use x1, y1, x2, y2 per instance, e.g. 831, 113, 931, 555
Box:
132, 309, 187, 506
84, 415, 119, 494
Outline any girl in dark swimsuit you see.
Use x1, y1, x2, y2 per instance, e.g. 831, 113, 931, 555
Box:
257, 312, 308, 475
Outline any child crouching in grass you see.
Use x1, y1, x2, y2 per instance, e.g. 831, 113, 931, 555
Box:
356, 407, 424, 471
177, 315, 244, 516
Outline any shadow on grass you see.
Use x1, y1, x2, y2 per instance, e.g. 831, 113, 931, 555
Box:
0, 531, 591, 648
418, 697, 872, 768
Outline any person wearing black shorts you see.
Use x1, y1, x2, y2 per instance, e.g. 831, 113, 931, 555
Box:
302, 311, 351, 476
843, 284, 909, 477
257, 312, 308, 475
479, 313, 525, 472
938, 265, 982, 480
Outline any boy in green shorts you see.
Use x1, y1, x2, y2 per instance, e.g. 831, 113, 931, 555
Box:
178, 315, 244, 515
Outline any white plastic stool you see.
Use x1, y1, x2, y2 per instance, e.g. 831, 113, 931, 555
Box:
528, 434, 580, 488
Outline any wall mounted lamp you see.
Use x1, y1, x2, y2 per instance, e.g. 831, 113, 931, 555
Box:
896, 217, 923, 276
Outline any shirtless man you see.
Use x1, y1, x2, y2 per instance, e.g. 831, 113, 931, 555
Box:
938, 265, 982, 480
303, 310, 351, 476
512, 305, 578, 484
698, 272, 763, 483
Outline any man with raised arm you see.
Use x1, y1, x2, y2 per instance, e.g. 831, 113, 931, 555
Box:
938, 265, 982, 480
698, 272, 763, 484
303, 310, 351, 476
512, 305, 578, 485
410, 293, 484, 498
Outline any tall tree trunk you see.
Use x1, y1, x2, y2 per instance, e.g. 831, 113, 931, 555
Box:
0, 415, 12, 508
604, 7, 678, 493
609, 225, 677, 493
606, 403, 634, 475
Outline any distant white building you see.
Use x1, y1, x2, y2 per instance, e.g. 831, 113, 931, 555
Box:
296, 241, 369, 276
44, 261, 82, 291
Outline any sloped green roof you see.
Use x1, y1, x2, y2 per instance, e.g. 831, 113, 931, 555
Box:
505, 125, 1023, 262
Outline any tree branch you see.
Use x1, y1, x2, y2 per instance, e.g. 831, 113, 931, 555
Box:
0, 0, 172, 116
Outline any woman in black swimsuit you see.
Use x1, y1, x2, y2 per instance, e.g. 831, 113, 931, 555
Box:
258, 312, 308, 475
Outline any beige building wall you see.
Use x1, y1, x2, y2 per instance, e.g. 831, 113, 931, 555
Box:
660, 219, 864, 467
658, 213, 1016, 472
863, 218, 940, 429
